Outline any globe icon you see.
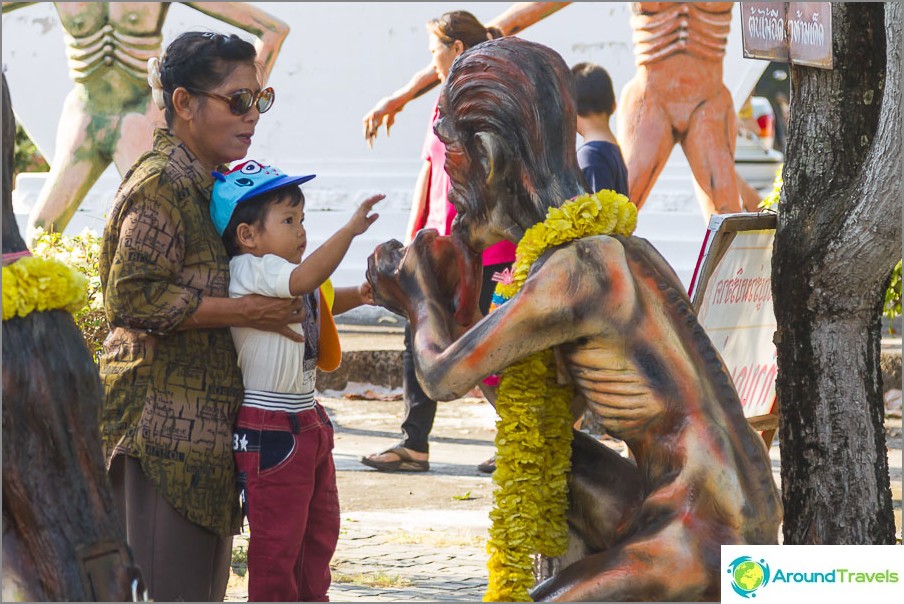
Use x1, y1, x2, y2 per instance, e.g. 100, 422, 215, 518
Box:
733, 560, 765, 592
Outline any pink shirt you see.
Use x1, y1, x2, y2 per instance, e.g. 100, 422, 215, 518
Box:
421, 99, 516, 266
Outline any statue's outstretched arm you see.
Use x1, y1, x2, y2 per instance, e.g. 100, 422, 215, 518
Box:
371, 234, 601, 401
361, 1, 572, 145
183, 2, 289, 85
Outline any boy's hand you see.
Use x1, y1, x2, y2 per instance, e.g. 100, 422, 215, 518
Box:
346, 194, 384, 236
359, 281, 375, 305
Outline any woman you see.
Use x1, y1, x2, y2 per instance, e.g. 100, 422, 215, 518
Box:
360, 11, 514, 474
98, 31, 302, 602
1, 1, 289, 243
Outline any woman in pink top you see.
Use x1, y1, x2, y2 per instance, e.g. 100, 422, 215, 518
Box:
361, 11, 513, 473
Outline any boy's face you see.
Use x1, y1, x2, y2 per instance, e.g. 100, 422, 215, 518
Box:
252, 195, 306, 264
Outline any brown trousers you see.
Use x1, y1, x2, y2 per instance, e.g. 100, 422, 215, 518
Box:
109, 455, 233, 602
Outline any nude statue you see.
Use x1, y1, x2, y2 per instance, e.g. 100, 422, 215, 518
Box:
367, 37, 781, 601
362, 1, 745, 221
618, 2, 742, 216
1, 2, 289, 242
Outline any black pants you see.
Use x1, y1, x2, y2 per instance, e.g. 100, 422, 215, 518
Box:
400, 261, 511, 453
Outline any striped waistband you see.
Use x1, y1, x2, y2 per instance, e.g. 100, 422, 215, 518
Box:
242, 389, 316, 412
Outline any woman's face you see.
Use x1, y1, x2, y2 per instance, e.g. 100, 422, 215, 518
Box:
180, 62, 263, 168
429, 33, 462, 82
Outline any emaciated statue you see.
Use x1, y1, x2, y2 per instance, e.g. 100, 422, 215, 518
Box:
2, 72, 145, 602
367, 37, 781, 601
618, 2, 743, 216
1, 2, 289, 242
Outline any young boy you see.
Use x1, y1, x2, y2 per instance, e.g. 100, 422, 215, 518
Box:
210, 160, 383, 601
571, 61, 629, 196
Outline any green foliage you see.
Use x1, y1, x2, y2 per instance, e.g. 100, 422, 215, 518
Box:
758, 164, 902, 329
231, 544, 248, 577
14, 121, 49, 174
884, 260, 902, 334
758, 164, 782, 210
31, 228, 107, 361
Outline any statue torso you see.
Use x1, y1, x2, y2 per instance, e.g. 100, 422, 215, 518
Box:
56, 2, 170, 84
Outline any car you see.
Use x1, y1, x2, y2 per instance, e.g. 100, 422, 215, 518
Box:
735, 96, 784, 191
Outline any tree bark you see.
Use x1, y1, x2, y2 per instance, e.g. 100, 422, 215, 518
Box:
774, 3, 901, 544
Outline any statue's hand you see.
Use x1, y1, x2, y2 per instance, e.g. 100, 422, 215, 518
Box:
366, 238, 410, 317
366, 230, 482, 327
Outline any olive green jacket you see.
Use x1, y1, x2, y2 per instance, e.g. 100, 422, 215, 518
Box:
99, 128, 243, 536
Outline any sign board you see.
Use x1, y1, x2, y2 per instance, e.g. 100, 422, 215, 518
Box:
741, 2, 833, 69
690, 212, 779, 446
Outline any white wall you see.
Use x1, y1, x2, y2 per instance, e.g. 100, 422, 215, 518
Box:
2, 2, 768, 288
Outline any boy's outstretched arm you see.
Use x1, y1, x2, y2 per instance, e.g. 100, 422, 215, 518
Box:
331, 282, 375, 316
289, 194, 383, 296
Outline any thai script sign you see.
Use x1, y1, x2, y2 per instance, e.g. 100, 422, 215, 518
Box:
690, 213, 779, 440
741, 2, 833, 69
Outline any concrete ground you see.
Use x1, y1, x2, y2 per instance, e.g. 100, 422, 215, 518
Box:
224, 323, 903, 602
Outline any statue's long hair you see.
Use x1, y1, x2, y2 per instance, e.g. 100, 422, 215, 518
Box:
441, 37, 586, 232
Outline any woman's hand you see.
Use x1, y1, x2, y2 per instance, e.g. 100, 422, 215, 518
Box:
239, 294, 306, 343
362, 96, 406, 147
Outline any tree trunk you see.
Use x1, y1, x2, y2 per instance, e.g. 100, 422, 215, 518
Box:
774, 3, 901, 544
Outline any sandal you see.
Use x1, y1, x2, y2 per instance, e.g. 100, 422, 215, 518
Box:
477, 455, 496, 474
360, 445, 430, 472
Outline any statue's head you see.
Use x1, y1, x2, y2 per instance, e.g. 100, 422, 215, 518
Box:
435, 37, 584, 251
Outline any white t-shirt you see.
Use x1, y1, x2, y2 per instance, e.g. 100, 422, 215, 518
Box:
228, 253, 318, 395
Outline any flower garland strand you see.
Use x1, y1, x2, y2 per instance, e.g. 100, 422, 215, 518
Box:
484, 190, 637, 602
2, 255, 88, 321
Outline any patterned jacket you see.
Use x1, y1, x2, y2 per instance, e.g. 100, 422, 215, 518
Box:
99, 128, 243, 535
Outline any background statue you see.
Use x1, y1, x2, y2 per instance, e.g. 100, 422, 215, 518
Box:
367, 37, 781, 601
0, 1, 289, 242
618, 2, 742, 216
2, 71, 145, 603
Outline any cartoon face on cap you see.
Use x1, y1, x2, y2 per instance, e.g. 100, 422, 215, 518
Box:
210, 160, 316, 236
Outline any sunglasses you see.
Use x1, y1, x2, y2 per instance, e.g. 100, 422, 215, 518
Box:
186, 86, 275, 115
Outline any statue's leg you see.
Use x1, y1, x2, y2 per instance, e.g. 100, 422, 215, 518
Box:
26, 89, 113, 241
616, 77, 677, 210
681, 86, 741, 218
113, 101, 160, 175
565, 430, 642, 552
531, 525, 719, 602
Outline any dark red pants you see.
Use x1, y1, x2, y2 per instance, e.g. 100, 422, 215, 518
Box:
234, 402, 340, 602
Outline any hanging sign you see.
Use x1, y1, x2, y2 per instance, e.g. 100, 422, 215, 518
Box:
741, 2, 833, 69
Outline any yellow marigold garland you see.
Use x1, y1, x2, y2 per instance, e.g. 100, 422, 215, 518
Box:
484, 190, 637, 602
2, 255, 88, 321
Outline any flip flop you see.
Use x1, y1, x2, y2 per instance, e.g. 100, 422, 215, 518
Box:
477, 455, 496, 474
360, 445, 430, 472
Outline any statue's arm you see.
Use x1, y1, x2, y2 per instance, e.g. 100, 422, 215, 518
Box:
182, 2, 289, 85
362, 1, 571, 145
1, 2, 34, 14
410, 247, 596, 401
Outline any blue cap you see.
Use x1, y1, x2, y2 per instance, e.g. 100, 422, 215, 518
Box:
210, 160, 316, 235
